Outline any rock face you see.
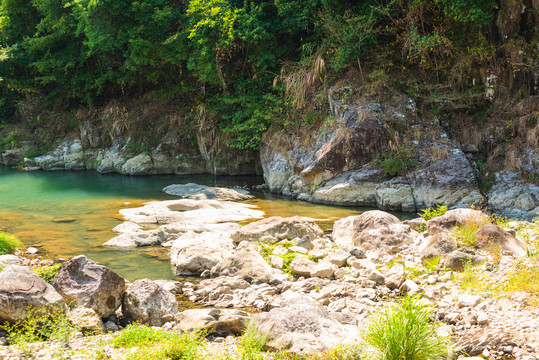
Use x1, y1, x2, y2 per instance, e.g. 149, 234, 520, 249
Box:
122, 279, 179, 326
261, 88, 483, 212
52, 255, 125, 318
2, 115, 261, 175
231, 216, 324, 244
475, 224, 527, 256
163, 183, 254, 201
253, 293, 357, 354
210, 250, 274, 284
175, 309, 250, 336
488, 172, 539, 220
332, 210, 417, 250
0, 265, 65, 323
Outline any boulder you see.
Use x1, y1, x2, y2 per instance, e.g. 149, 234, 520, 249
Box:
325, 249, 350, 267
122, 279, 179, 326
0, 265, 65, 323
68, 307, 105, 335
253, 293, 358, 354
385, 264, 406, 290
290, 257, 317, 277
310, 262, 337, 279
419, 231, 458, 260
0, 254, 24, 267
444, 251, 485, 271
153, 280, 183, 295
427, 209, 489, 235
175, 309, 250, 336
210, 250, 274, 284
170, 231, 235, 276
163, 183, 254, 201
231, 216, 323, 244
333, 210, 417, 250
52, 255, 125, 318
476, 224, 527, 256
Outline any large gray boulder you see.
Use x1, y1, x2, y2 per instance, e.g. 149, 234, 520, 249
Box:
175, 309, 250, 336
231, 216, 323, 244
253, 293, 358, 354
163, 183, 254, 201
333, 210, 417, 250
0, 265, 65, 323
52, 255, 125, 318
210, 250, 274, 284
122, 279, 179, 326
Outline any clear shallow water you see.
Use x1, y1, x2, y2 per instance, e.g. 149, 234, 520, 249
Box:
0, 165, 374, 280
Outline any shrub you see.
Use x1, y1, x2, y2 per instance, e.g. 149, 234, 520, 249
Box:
237, 321, 268, 360
374, 147, 418, 177
361, 296, 450, 360
111, 324, 203, 360
418, 205, 448, 221
32, 263, 61, 284
0, 232, 22, 255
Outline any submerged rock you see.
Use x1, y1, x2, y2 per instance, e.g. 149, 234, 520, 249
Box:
0, 265, 65, 323
163, 183, 254, 201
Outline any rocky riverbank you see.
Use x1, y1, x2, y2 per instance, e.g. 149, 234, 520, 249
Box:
1, 87, 537, 220
0, 184, 537, 359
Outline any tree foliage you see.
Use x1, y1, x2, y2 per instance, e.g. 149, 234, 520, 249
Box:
0, 0, 534, 148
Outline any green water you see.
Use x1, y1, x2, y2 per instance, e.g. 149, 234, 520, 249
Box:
0, 165, 371, 280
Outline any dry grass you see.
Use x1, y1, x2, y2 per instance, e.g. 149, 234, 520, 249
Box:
274, 55, 326, 110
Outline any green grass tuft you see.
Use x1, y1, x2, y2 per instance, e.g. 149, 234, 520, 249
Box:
418, 204, 448, 221
111, 324, 203, 360
0, 232, 22, 255
361, 296, 450, 360
32, 263, 61, 284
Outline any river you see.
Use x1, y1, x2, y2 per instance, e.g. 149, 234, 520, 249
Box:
0, 166, 381, 280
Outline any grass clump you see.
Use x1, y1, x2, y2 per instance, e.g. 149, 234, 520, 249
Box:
111, 323, 203, 360
418, 204, 448, 221
361, 296, 450, 360
4, 306, 73, 356
32, 263, 61, 284
503, 259, 539, 306
0, 232, 22, 255
451, 214, 490, 247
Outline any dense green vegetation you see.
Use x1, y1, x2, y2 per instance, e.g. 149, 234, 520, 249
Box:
0, 0, 536, 149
